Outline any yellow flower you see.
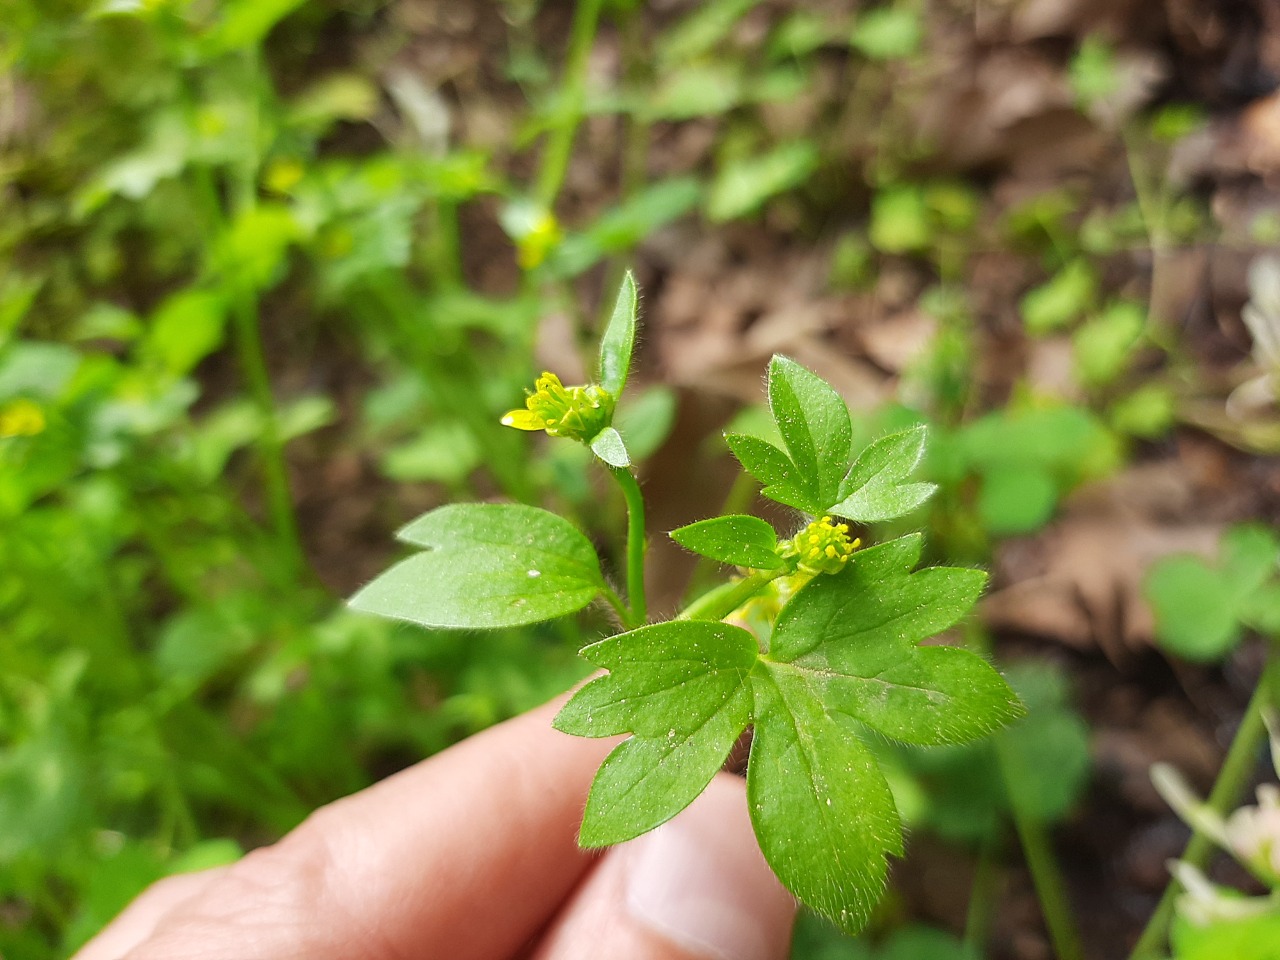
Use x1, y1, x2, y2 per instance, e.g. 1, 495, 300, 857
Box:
780, 516, 860, 576
515, 211, 562, 270
0, 398, 46, 438
501, 371, 615, 442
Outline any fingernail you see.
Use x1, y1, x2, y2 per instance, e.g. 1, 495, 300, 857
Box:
623, 781, 794, 960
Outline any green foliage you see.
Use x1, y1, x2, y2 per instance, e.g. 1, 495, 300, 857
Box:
351, 504, 606, 629
670, 515, 786, 570
1021, 259, 1097, 335
707, 141, 820, 222
1145, 525, 1280, 661
850, 7, 923, 61
726, 357, 936, 522
898, 662, 1092, 844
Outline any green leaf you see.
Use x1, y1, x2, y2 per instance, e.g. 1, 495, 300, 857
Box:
978, 465, 1059, 536
670, 515, 785, 570
1145, 556, 1241, 662
725, 432, 796, 487
869, 185, 931, 254
1170, 907, 1280, 960
1020, 259, 1097, 335
555, 621, 757, 845
598, 271, 638, 397
349, 504, 604, 629
142, 289, 227, 376
850, 8, 923, 61
707, 141, 820, 222
829, 425, 936, 523
767, 535, 1019, 746
590, 426, 631, 468
767, 355, 852, 510
748, 663, 902, 934
1073, 300, 1146, 387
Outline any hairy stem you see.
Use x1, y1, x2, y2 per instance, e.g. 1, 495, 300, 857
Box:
678, 568, 786, 623
610, 466, 648, 628
1128, 649, 1280, 960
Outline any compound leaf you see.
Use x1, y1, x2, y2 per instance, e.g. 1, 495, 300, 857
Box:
555, 621, 756, 846
670, 515, 784, 570
768, 535, 1021, 746
767, 355, 852, 510
748, 663, 902, 934
349, 503, 604, 629
829, 425, 936, 523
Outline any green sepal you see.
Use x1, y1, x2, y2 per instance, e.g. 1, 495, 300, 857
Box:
669, 515, 785, 570
589, 426, 631, 468
349, 503, 605, 629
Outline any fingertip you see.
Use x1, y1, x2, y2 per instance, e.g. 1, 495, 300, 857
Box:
532, 773, 797, 960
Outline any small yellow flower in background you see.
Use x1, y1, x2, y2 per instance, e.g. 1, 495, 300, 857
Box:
500, 200, 563, 271
501, 371, 615, 443
264, 158, 305, 195
0, 398, 46, 438
781, 516, 861, 576
516, 210, 562, 270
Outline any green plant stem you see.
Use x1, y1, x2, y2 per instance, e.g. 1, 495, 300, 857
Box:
601, 584, 632, 626
968, 622, 1084, 960
1128, 649, 1280, 960
534, 0, 605, 207
679, 568, 786, 622
963, 830, 998, 953
995, 743, 1086, 960
609, 466, 648, 627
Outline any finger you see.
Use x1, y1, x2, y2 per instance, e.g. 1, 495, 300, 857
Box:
72, 868, 228, 960
529, 773, 797, 960
78, 695, 618, 960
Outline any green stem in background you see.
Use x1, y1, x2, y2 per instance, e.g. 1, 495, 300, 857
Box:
967, 623, 1084, 960
227, 290, 305, 579
679, 568, 786, 623
609, 466, 648, 628
995, 738, 1086, 960
534, 0, 605, 207
1128, 650, 1280, 960
963, 829, 998, 954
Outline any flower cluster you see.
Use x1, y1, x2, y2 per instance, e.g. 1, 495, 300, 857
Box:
501, 371, 615, 443
781, 516, 860, 575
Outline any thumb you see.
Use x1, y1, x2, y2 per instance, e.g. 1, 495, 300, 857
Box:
530, 772, 797, 960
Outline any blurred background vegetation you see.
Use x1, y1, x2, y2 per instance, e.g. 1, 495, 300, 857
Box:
3, 1, 1280, 958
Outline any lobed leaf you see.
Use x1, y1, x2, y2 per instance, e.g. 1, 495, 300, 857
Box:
748, 664, 902, 934
767, 356, 852, 510
669, 515, 784, 570
349, 503, 604, 629
766, 535, 1021, 747
829, 425, 936, 523
555, 621, 757, 846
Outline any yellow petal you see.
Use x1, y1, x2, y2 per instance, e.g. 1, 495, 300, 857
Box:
501, 409, 545, 431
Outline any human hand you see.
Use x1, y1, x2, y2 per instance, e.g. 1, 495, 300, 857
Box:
74, 695, 797, 960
